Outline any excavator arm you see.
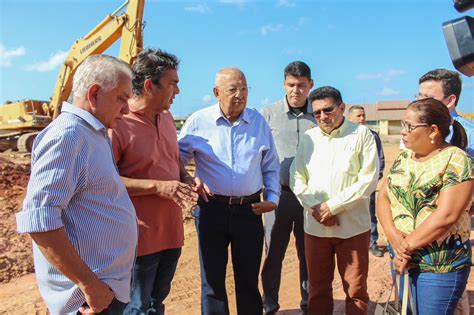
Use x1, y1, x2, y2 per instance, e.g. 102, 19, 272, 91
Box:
49, 0, 144, 119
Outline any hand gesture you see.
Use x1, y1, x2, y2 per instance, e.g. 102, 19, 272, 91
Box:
251, 201, 277, 215
311, 202, 338, 226
78, 279, 114, 314
186, 176, 213, 202
392, 254, 410, 274
387, 229, 412, 260
159, 180, 199, 209
321, 216, 340, 227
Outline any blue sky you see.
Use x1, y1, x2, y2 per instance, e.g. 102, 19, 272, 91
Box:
1, 0, 473, 116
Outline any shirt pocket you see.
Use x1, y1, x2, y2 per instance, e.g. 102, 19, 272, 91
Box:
334, 144, 359, 175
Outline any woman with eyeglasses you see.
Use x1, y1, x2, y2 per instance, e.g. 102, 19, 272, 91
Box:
377, 98, 473, 314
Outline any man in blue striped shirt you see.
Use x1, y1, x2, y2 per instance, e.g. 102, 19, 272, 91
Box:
16, 55, 138, 315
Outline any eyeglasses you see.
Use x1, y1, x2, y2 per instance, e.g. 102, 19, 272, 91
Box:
223, 85, 249, 96
414, 92, 432, 100
401, 121, 429, 132
414, 92, 450, 102
313, 104, 339, 118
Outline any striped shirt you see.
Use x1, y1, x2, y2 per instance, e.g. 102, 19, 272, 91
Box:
16, 103, 138, 315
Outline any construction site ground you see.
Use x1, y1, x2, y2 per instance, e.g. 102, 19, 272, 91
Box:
0, 141, 473, 314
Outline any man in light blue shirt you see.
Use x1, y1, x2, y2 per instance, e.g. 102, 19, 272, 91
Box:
16, 55, 137, 315
179, 68, 280, 315
416, 69, 473, 156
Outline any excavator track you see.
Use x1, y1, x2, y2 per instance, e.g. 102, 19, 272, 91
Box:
17, 132, 40, 153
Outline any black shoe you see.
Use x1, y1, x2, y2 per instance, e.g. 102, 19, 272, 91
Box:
370, 244, 383, 257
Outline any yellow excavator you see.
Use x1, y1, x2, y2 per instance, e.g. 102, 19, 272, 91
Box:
0, 0, 144, 152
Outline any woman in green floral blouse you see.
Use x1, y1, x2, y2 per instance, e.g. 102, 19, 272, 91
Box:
377, 98, 473, 314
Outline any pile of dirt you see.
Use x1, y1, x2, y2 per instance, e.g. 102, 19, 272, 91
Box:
0, 156, 33, 283
0, 155, 195, 284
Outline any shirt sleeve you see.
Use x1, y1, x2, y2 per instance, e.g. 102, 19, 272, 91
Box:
290, 132, 322, 209
325, 127, 379, 215
373, 132, 385, 178
108, 128, 123, 163
178, 116, 195, 166
16, 132, 87, 233
260, 106, 270, 123
441, 150, 474, 190
261, 124, 280, 205
453, 116, 474, 156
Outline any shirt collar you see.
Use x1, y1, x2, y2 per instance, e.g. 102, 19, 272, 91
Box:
61, 102, 106, 131
283, 97, 313, 114
211, 103, 250, 124
451, 109, 460, 118
319, 117, 348, 137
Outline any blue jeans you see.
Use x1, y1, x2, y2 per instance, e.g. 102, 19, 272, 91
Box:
194, 198, 264, 315
369, 192, 378, 246
394, 267, 469, 315
75, 298, 126, 315
124, 248, 182, 315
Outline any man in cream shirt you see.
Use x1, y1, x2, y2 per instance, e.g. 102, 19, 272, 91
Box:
290, 86, 378, 315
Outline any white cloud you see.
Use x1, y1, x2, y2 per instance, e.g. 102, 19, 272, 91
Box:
356, 68, 406, 83
261, 24, 284, 36
377, 86, 400, 96
202, 94, 214, 105
184, 4, 211, 14
219, 0, 247, 8
0, 44, 26, 67
24, 51, 68, 72
277, 0, 295, 7
290, 17, 309, 31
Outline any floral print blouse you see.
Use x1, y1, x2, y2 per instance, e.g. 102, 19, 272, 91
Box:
387, 146, 473, 273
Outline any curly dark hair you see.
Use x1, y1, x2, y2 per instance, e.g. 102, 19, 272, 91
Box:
132, 48, 180, 96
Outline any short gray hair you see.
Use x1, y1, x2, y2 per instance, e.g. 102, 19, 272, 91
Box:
72, 54, 133, 98
214, 67, 243, 87
348, 105, 365, 115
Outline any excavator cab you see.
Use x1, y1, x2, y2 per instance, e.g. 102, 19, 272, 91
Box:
0, 0, 144, 153
0, 100, 51, 152
0, 100, 51, 130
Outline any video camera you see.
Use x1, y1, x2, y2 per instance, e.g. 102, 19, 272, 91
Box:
443, 0, 474, 76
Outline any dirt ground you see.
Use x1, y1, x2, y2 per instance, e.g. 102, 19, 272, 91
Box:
0, 142, 473, 314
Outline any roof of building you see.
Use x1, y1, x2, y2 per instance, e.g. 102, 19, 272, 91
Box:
346, 100, 411, 121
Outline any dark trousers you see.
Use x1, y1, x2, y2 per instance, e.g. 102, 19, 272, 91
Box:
369, 192, 379, 246
194, 198, 264, 315
261, 190, 308, 314
124, 248, 182, 315
77, 298, 126, 315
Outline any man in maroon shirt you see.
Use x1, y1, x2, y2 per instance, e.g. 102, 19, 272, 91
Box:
109, 48, 209, 315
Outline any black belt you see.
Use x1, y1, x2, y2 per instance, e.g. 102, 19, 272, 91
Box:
212, 190, 261, 205
281, 185, 293, 193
